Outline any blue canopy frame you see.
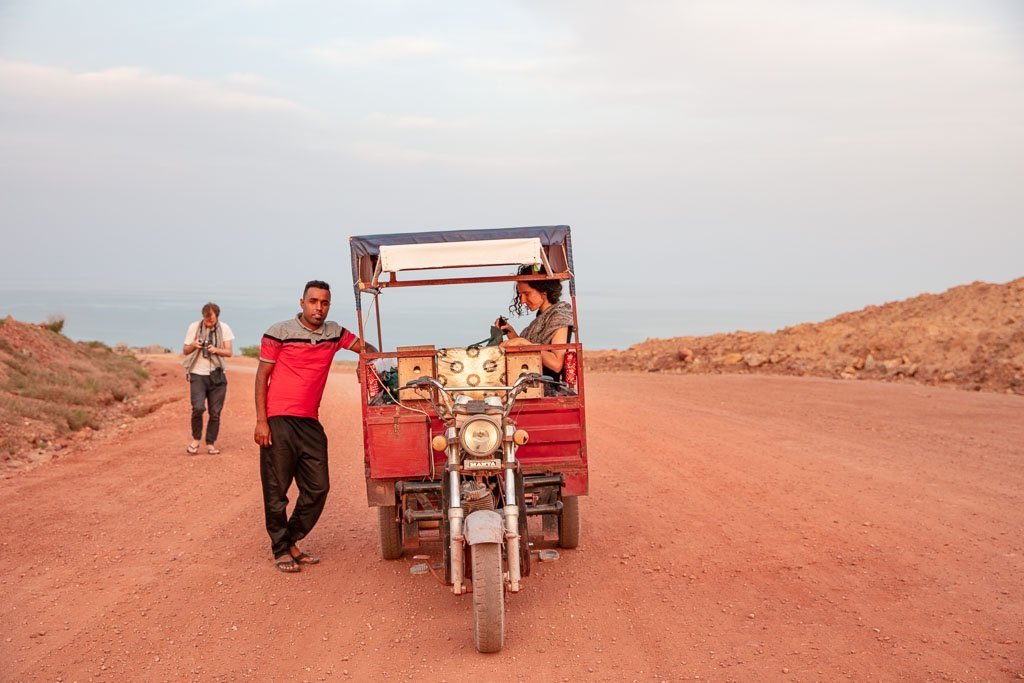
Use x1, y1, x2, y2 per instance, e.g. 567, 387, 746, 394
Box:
349, 225, 575, 309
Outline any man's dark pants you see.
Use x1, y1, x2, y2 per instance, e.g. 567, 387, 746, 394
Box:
189, 373, 227, 444
260, 416, 330, 558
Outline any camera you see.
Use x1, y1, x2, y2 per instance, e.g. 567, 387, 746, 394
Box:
200, 339, 212, 359
497, 316, 508, 334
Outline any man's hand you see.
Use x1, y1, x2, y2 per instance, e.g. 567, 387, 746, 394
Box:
254, 419, 273, 447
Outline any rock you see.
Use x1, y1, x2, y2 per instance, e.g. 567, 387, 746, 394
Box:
864, 354, 876, 371
745, 353, 767, 368
721, 353, 744, 365
942, 371, 956, 381
678, 348, 694, 363
853, 357, 865, 370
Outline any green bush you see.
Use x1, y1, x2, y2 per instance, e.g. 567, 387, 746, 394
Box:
240, 345, 260, 358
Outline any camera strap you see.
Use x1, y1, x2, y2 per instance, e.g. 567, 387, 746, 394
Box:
183, 321, 223, 375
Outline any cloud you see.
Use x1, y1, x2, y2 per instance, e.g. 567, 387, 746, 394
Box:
529, 1, 1024, 124
308, 37, 446, 67
0, 60, 307, 116
459, 57, 561, 75
349, 140, 566, 170
365, 113, 468, 130
223, 72, 281, 91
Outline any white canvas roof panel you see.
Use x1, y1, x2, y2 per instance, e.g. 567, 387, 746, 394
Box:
378, 237, 543, 273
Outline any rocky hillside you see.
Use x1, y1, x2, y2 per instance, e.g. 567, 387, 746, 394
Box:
587, 278, 1024, 395
0, 317, 149, 469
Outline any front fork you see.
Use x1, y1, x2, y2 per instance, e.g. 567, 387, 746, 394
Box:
503, 423, 522, 593
446, 425, 466, 595
446, 424, 523, 594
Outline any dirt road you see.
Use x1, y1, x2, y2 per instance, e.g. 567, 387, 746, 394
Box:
2, 357, 1022, 681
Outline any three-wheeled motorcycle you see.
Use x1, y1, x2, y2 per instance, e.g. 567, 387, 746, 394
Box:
349, 226, 588, 653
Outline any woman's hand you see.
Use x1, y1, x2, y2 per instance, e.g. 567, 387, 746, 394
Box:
494, 317, 518, 339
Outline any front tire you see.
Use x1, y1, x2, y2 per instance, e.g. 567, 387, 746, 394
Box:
471, 543, 505, 653
377, 505, 403, 560
558, 496, 581, 549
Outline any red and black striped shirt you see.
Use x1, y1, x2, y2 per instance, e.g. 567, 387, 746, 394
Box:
260, 316, 358, 419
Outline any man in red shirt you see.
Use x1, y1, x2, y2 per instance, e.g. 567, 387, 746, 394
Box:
254, 280, 375, 573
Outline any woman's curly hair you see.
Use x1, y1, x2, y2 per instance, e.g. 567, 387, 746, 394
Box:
508, 264, 562, 317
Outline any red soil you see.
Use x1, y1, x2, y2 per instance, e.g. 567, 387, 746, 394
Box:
1, 356, 1021, 680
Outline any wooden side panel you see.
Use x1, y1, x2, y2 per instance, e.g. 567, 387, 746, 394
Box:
397, 345, 436, 401
506, 351, 543, 400
366, 414, 431, 478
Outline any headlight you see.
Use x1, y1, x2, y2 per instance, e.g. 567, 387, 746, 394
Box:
459, 416, 502, 458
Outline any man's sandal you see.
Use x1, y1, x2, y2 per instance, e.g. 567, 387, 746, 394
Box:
186, 444, 199, 455
207, 445, 221, 455
291, 552, 320, 566
274, 556, 301, 573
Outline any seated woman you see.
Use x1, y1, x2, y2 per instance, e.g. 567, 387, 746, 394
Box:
495, 265, 574, 377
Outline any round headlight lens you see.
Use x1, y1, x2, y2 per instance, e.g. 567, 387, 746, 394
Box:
459, 416, 502, 457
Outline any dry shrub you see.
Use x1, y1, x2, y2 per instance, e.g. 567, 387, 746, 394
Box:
44, 315, 66, 334
0, 320, 147, 443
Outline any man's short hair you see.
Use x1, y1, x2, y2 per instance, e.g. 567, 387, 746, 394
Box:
201, 302, 221, 317
303, 280, 331, 297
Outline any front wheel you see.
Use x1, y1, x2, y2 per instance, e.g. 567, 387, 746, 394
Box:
471, 543, 505, 653
558, 496, 581, 549
377, 505, 403, 560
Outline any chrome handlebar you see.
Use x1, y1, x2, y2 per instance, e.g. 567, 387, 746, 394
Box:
400, 372, 553, 419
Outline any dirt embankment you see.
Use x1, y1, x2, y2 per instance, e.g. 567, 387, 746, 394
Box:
0, 317, 166, 473
587, 278, 1024, 395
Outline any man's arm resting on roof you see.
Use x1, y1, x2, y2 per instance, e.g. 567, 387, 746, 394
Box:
349, 338, 377, 354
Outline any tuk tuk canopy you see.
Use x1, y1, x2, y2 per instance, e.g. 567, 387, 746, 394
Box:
349, 226, 575, 306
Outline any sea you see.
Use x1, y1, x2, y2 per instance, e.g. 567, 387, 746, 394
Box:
0, 285, 840, 352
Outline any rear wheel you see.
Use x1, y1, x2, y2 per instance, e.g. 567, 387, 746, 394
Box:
377, 505, 403, 560
558, 496, 580, 549
470, 542, 505, 653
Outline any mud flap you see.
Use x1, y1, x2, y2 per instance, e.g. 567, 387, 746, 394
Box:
464, 510, 504, 546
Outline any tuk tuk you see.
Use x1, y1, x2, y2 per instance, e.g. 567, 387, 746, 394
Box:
349, 226, 588, 652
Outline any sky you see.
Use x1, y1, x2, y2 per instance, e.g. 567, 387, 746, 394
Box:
1, 1, 1022, 348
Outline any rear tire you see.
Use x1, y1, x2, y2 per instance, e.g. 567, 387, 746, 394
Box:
378, 505, 403, 560
471, 543, 505, 653
558, 496, 580, 549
